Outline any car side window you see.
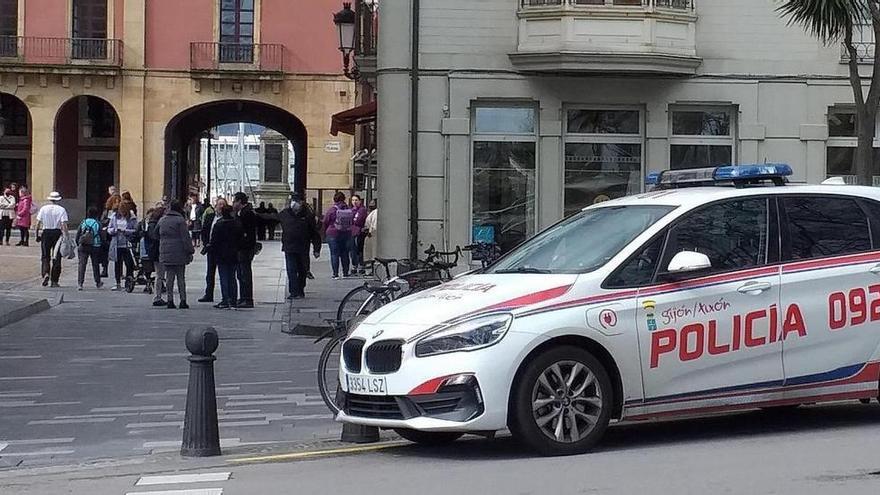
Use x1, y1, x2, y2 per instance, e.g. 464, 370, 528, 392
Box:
782, 196, 871, 260
605, 235, 666, 288
661, 198, 769, 277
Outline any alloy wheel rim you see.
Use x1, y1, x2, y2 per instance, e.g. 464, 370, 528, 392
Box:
531, 360, 603, 444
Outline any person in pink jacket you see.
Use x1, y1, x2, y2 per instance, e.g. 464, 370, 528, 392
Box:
14, 185, 32, 246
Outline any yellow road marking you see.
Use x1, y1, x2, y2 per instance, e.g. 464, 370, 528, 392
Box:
229, 442, 408, 464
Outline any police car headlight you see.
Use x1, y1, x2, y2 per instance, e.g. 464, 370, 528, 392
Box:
415, 314, 513, 358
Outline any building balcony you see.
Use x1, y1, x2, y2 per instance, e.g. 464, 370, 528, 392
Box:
190, 42, 285, 78
353, 0, 378, 81
509, 0, 701, 75
0, 36, 123, 73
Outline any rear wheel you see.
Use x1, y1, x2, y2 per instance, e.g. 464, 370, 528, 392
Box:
510, 346, 613, 456
317, 336, 344, 415
337, 286, 383, 322
393, 428, 463, 446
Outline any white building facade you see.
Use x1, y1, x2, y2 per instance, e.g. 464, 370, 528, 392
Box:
376, 0, 877, 258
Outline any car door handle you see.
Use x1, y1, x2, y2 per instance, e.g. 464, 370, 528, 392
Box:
737, 281, 772, 295
870, 264, 880, 275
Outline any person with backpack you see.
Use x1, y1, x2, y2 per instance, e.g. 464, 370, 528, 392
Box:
322, 191, 354, 279
76, 207, 104, 290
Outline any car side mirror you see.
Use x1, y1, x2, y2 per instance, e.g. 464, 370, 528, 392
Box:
666, 251, 712, 274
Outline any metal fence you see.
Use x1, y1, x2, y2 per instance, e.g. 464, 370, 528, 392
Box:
0, 36, 123, 66
190, 42, 285, 72
521, 0, 693, 9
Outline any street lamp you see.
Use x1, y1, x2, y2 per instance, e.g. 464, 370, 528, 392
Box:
333, 2, 359, 80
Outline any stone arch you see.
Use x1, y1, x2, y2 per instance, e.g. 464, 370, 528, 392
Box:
163, 99, 308, 201
54, 95, 121, 218
0, 92, 32, 190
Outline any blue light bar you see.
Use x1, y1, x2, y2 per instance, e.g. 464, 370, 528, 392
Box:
645, 164, 793, 189
713, 164, 793, 181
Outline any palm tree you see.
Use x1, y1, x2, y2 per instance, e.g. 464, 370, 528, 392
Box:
778, 0, 876, 185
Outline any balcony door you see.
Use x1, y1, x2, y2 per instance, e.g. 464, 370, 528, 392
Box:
72, 0, 108, 60
220, 0, 255, 63
0, 0, 17, 57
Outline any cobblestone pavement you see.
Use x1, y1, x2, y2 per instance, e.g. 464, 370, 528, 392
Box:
0, 240, 365, 469
0, 242, 42, 290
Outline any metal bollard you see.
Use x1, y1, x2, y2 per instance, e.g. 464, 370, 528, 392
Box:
181, 326, 221, 457
341, 423, 380, 444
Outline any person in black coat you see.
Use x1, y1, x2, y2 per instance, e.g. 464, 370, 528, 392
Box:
233, 192, 258, 308
198, 197, 224, 303
279, 192, 321, 299
209, 205, 243, 309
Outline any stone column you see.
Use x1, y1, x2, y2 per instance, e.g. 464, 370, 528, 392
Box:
29, 100, 57, 200
119, 0, 146, 209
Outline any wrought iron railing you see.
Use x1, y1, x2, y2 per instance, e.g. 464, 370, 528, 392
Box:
0, 36, 123, 66
190, 42, 285, 72
829, 175, 880, 187
842, 41, 875, 63
521, 0, 693, 10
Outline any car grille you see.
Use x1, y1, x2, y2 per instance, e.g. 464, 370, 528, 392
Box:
342, 338, 365, 373
365, 340, 403, 374
346, 394, 405, 420
410, 392, 463, 416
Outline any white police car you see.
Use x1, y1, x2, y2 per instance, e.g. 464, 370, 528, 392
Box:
337, 165, 880, 455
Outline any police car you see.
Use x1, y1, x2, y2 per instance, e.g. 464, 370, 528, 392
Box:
337, 164, 880, 455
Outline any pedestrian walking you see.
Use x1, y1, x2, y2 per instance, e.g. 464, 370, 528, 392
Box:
322, 191, 354, 279
158, 199, 194, 309
101, 193, 122, 277
147, 204, 167, 307
350, 194, 368, 275
209, 205, 243, 309
14, 185, 32, 246
35, 192, 68, 287
255, 201, 268, 241
266, 202, 279, 240
75, 207, 104, 290
0, 188, 15, 245
279, 193, 321, 299
363, 199, 378, 271
233, 192, 257, 308
107, 201, 137, 291
198, 197, 225, 303
186, 193, 203, 249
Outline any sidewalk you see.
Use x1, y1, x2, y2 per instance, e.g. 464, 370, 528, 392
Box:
0, 240, 363, 469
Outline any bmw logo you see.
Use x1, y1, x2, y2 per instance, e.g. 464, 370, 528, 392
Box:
372, 329, 385, 339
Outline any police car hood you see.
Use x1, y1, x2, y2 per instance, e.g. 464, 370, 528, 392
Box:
358, 273, 577, 334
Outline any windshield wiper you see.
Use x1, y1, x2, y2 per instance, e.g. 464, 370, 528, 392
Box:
494, 267, 552, 274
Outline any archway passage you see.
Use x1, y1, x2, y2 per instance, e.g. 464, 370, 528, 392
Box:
164, 100, 308, 201
0, 93, 32, 190
54, 95, 120, 220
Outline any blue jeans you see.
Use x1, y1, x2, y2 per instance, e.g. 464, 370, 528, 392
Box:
218, 263, 238, 305
327, 234, 351, 277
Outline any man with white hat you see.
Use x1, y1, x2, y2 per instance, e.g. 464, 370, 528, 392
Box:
35, 191, 68, 287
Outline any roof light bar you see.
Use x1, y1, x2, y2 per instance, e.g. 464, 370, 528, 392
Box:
646, 164, 793, 189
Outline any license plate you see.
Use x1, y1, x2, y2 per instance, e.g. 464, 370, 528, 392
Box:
345, 374, 388, 396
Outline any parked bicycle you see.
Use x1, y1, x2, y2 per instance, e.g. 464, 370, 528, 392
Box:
335, 245, 461, 323
315, 317, 363, 415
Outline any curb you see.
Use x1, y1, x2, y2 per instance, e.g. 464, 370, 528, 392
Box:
0, 298, 51, 329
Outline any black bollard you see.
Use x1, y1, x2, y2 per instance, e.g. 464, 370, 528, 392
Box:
341, 423, 380, 444
181, 326, 221, 457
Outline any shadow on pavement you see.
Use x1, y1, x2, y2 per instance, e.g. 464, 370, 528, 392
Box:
388, 402, 880, 461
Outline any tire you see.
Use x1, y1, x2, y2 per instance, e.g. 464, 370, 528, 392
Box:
510, 345, 613, 456
393, 428, 463, 446
337, 286, 384, 322
317, 336, 344, 415
124, 276, 135, 293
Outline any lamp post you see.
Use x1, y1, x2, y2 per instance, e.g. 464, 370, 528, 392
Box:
333, 2, 359, 80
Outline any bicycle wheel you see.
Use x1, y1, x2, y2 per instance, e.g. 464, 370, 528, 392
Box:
124, 276, 135, 293
337, 286, 374, 322
317, 335, 344, 415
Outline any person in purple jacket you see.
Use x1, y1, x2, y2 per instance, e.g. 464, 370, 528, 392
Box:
322, 191, 354, 279
349, 194, 368, 276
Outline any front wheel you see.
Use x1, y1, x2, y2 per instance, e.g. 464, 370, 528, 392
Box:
317, 336, 344, 415
337, 286, 378, 322
393, 428, 463, 446
510, 346, 613, 456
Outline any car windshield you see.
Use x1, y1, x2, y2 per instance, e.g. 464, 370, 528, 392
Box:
487, 205, 676, 275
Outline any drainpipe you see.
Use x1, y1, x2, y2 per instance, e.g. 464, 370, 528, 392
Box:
409, 0, 420, 260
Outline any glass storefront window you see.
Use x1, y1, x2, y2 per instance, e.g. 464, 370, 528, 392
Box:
669, 107, 735, 170
472, 141, 537, 254
826, 107, 880, 185
472, 105, 538, 254
564, 143, 641, 217
564, 108, 643, 216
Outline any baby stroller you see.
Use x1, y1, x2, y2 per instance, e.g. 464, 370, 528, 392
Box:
124, 229, 155, 294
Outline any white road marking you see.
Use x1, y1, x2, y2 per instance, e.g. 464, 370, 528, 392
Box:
135, 472, 231, 486
0, 401, 81, 408
91, 405, 175, 413
124, 490, 222, 495
0, 449, 76, 457
2, 438, 75, 445
28, 417, 115, 425
0, 355, 42, 359
0, 375, 57, 381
